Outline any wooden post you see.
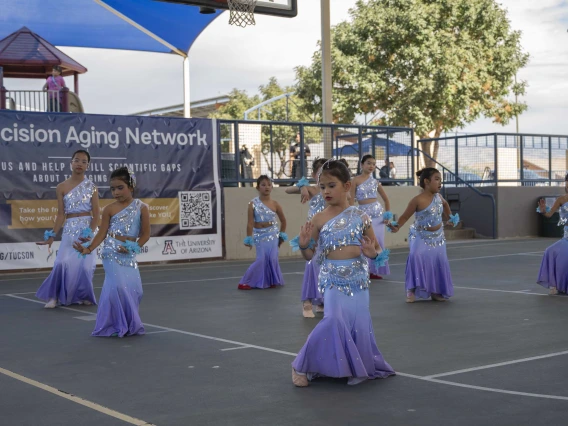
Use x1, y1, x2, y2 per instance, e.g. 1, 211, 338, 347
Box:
61, 87, 69, 112
74, 72, 79, 95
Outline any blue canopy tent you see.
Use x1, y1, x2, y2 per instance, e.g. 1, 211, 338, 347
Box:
332, 137, 414, 157
0, 0, 223, 116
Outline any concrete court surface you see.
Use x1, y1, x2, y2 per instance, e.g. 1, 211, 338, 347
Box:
1, 238, 568, 426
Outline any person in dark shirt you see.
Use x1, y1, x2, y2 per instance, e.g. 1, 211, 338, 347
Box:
290, 133, 311, 179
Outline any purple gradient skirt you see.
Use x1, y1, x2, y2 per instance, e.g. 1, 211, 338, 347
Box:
405, 227, 454, 299
36, 218, 97, 306
92, 258, 144, 337
537, 237, 568, 292
301, 260, 323, 304
368, 217, 390, 276
239, 226, 284, 289
292, 258, 395, 385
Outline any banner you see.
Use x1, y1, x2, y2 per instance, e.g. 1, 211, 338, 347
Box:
0, 111, 222, 270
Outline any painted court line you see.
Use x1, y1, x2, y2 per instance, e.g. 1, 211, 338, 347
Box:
381, 280, 548, 297
0, 272, 306, 297
220, 345, 252, 351
7, 293, 568, 402
145, 330, 172, 335
424, 350, 568, 379
0, 239, 543, 283
74, 315, 97, 321
0, 366, 155, 425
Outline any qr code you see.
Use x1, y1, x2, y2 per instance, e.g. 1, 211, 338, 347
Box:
178, 191, 212, 230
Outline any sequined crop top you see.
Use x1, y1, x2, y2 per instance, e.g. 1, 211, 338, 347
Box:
107, 199, 143, 239
355, 176, 378, 201
251, 197, 277, 223
64, 179, 96, 214
559, 202, 568, 239
307, 193, 326, 221
318, 206, 371, 261
414, 194, 443, 231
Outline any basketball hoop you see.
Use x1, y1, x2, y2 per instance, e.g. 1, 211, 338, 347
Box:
227, 0, 258, 27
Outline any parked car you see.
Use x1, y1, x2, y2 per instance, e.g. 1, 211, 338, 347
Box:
521, 169, 547, 187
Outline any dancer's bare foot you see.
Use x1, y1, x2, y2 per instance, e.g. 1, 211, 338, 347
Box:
406, 292, 415, 303
302, 301, 315, 318
315, 304, 324, 313
44, 299, 57, 309
431, 293, 446, 302
292, 368, 309, 387
81, 300, 93, 306
549, 287, 559, 296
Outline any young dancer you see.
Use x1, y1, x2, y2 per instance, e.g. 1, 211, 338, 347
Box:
238, 175, 287, 290
291, 160, 394, 387
536, 174, 568, 295
287, 158, 327, 317
350, 155, 392, 279
74, 167, 150, 337
36, 150, 99, 308
389, 168, 458, 302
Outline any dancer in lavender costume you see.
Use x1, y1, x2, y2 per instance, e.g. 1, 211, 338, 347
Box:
536, 174, 568, 295
350, 155, 392, 280
74, 167, 150, 337
292, 160, 394, 387
36, 150, 99, 308
286, 158, 327, 317
238, 175, 287, 290
389, 168, 458, 303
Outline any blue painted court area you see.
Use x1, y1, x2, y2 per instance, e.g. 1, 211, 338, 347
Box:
1, 238, 567, 426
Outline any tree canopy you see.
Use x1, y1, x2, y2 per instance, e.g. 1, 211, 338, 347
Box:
295, 0, 529, 163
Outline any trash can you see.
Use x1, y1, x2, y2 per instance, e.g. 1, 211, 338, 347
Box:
538, 196, 563, 238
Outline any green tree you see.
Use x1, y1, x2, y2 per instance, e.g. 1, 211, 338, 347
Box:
295, 0, 529, 166
211, 78, 321, 178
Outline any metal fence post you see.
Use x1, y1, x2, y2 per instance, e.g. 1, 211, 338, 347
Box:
519, 135, 524, 184
299, 123, 305, 179
548, 136, 552, 186
454, 137, 459, 186
269, 124, 274, 181
493, 134, 498, 185
234, 122, 241, 186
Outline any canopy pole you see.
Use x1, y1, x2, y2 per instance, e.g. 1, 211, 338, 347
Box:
183, 56, 190, 118
321, 0, 333, 158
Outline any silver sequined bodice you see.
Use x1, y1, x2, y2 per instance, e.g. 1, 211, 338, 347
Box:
409, 194, 445, 247
415, 194, 443, 230
560, 202, 568, 239
355, 176, 378, 201
318, 207, 371, 262
64, 179, 96, 214
252, 197, 277, 223
307, 193, 326, 221
100, 199, 143, 268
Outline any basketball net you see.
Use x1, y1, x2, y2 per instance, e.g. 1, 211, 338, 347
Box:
227, 0, 258, 27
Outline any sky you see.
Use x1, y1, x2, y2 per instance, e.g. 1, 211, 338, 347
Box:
5, 0, 568, 135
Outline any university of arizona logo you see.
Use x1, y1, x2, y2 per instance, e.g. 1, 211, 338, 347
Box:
162, 240, 176, 255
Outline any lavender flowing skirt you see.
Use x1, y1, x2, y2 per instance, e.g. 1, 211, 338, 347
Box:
292, 258, 395, 385
405, 228, 454, 299
36, 218, 97, 305
368, 217, 390, 276
301, 260, 323, 304
92, 258, 144, 337
537, 237, 568, 292
239, 227, 284, 289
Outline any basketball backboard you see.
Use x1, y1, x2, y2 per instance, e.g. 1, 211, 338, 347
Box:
154, 0, 297, 18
